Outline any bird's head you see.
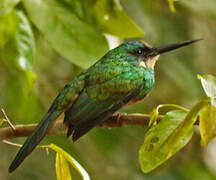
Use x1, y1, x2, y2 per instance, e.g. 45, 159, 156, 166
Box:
114, 39, 202, 69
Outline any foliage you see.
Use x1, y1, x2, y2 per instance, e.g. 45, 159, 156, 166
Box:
42, 144, 89, 180
139, 74, 216, 173
139, 110, 191, 173
0, 10, 36, 91
0, 0, 216, 180
167, 0, 176, 12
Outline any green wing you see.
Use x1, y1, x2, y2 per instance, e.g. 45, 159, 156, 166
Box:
65, 88, 141, 141
64, 63, 145, 141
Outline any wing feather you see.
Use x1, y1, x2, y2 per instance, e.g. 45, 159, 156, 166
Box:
64, 64, 145, 141
71, 88, 142, 141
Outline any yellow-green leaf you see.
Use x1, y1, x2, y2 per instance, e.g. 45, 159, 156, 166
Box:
0, 10, 37, 92
0, 11, 18, 48
167, 0, 176, 12
92, 0, 144, 38
56, 153, 72, 180
0, 0, 20, 17
200, 105, 216, 146
139, 110, 192, 173
149, 104, 188, 126
198, 74, 216, 106
49, 144, 90, 180
167, 98, 210, 156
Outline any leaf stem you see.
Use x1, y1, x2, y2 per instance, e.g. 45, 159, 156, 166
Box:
157, 104, 189, 112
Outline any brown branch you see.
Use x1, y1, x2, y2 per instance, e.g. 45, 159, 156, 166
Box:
0, 113, 163, 140
97, 113, 163, 127
0, 120, 66, 141
0, 112, 198, 141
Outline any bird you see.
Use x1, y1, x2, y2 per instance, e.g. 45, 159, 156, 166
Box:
8, 39, 201, 173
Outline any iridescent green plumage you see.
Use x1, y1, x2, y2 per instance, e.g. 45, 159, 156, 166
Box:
9, 39, 201, 172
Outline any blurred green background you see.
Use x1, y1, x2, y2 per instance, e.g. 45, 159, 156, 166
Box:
1, 0, 216, 179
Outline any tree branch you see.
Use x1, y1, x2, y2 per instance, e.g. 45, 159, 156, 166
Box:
0, 112, 199, 141
0, 113, 163, 140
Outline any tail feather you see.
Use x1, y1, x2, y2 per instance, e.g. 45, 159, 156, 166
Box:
8, 111, 62, 173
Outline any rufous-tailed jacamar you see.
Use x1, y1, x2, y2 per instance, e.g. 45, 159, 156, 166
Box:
9, 39, 201, 172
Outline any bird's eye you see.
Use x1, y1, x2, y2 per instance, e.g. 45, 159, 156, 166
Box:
137, 49, 143, 55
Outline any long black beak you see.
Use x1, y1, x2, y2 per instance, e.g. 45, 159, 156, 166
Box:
149, 39, 203, 57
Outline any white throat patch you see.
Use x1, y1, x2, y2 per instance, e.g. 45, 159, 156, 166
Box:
139, 55, 160, 69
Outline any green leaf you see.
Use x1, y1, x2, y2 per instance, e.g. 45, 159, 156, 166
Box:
22, 0, 109, 68
167, 0, 176, 12
139, 110, 193, 173
0, 11, 18, 48
56, 0, 89, 21
56, 153, 72, 180
92, 0, 144, 37
0, 0, 20, 17
0, 10, 36, 91
197, 76, 216, 146
149, 104, 188, 126
167, 99, 210, 155
198, 74, 216, 106
48, 144, 90, 180
200, 105, 216, 146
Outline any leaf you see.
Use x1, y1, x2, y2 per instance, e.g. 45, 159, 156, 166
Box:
56, 153, 72, 180
200, 105, 216, 145
56, 0, 90, 21
92, 0, 144, 37
198, 74, 216, 145
0, 11, 18, 48
55, 0, 143, 38
139, 110, 193, 173
149, 104, 188, 126
167, 0, 176, 12
0, 10, 36, 91
22, 0, 109, 68
167, 98, 210, 155
198, 74, 216, 106
0, 0, 20, 17
48, 144, 90, 180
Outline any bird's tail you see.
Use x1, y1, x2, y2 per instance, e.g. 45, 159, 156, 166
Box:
8, 110, 62, 173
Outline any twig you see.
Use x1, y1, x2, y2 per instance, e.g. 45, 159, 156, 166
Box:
1, 140, 22, 147
0, 112, 199, 141
0, 120, 66, 140
1, 108, 16, 131
0, 113, 155, 140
